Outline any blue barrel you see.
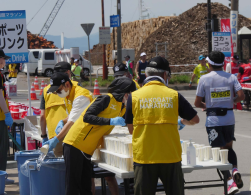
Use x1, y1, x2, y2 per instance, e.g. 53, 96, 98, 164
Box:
0, 171, 7, 195
15, 150, 42, 195
28, 158, 65, 195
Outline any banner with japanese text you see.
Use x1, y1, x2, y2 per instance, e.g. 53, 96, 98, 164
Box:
230, 11, 238, 53
0, 10, 28, 64
221, 18, 231, 70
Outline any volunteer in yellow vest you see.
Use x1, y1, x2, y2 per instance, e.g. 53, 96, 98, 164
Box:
46, 77, 136, 195
113, 62, 141, 89
40, 62, 88, 157
8, 63, 18, 79
0, 49, 14, 184
125, 56, 200, 195
71, 59, 82, 81
43, 72, 93, 148
189, 55, 210, 87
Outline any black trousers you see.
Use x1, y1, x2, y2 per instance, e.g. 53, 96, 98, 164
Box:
0, 120, 8, 171
134, 162, 184, 195
63, 143, 93, 195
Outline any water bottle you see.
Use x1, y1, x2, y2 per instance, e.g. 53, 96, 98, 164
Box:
187, 139, 196, 166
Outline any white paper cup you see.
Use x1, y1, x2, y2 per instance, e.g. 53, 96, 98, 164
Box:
198, 147, 205, 161
196, 147, 200, 157
220, 149, 228, 164
212, 147, 220, 162
204, 146, 212, 160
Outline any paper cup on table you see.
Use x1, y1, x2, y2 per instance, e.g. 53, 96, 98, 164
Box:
212, 147, 220, 162
182, 141, 189, 154
198, 147, 205, 161
220, 149, 228, 164
204, 146, 212, 160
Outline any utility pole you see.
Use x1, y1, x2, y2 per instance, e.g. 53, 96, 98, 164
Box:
207, 0, 212, 55
117, 0, 122, 63
101, 0, 108, 79
231, 0, 239, 54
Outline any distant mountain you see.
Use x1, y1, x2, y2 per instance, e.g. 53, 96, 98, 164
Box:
45, 32, 100, 54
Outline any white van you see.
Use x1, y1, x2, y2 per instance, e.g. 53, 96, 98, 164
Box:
37, 48, 93, 77
22, 49, 40, 75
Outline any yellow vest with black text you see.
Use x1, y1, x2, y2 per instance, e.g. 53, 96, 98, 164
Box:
9, 64, 17, 78
132, 81, 181, 164
64, 84, 94, 114
43, 80, 80, 139
0, 73, 8, 121
63, 93, 126, 155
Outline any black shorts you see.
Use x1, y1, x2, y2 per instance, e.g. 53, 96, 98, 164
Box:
206, 125, 236, 147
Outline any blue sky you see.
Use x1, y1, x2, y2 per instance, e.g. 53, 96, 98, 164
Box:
1, 0, 250, 38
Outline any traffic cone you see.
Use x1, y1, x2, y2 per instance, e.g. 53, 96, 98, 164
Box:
34, 76, 39, 90
4, 84, 11, 100
39, 80, 45, 95
28, 82, 38, 100
93, 79, 101, 96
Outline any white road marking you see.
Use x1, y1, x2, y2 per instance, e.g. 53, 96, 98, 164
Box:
235, 133, 251, 139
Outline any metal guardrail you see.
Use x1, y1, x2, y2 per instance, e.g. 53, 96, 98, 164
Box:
96, 64, 197, 77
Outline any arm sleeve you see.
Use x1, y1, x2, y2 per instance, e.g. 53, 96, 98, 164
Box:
178, 93, 197, 121
233, 76, 242, 93
125, 94, 133, 124
40, 89, 45, 110
196, 78, 205, 97
239, 67, 244, 75
68, 96, 90, 122
83, 95, 111, 125
226, 63, 231, 73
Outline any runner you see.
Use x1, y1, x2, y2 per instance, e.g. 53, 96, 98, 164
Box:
189, 55, 210, 87
194, 51, 245, 195
135, 52, 147, 87
226, 55, 239, 75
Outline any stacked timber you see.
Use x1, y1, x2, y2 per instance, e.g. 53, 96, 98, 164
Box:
27, 31, 56, 49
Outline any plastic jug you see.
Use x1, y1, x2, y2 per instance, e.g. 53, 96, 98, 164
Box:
187, 139, 196, 166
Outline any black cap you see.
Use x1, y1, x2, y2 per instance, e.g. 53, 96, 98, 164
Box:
47, 72, 70, 93
147, 56, 170, 71
0, 50, 11, 59
70, 57, 74, 60
124, 55, 130, 59
108, 77, 136, 95
54, 61, 75, 76
113, 63, 128, 76
233, 55, 239, 60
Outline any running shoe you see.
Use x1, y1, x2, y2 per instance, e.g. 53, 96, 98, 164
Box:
227, 182, 239, 195
233, 170, 243, 189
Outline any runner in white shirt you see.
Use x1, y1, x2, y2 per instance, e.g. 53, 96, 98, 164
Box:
194, 51, 245, 195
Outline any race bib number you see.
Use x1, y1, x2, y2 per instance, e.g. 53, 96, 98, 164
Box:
210, 87, 231, 102
141, 69, 145, 75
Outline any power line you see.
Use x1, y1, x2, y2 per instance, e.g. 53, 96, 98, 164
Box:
27, 0, 49, 26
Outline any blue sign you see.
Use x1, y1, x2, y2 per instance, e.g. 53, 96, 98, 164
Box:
0, 10, 28, 64
110, 15, 120, 28
212, 32, 231, 57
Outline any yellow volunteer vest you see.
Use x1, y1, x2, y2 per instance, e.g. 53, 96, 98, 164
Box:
64, 85, 93, 114
43, 80, 81, 139
9, 64, 17, 78
133, 79, 140, 90
132, 80, 181, 164
0, 73, 8, 121
63, 93, 126, 155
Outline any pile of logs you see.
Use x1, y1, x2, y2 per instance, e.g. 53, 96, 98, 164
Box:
27, 31, 56, 49
137, 2, 251, 70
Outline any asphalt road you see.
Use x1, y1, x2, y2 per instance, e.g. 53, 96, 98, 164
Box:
9, 74, 251, 195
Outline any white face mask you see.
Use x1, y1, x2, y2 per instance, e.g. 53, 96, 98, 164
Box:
123, 95, 128, 106
166, 78, 168, 86
58, 89, 69, 98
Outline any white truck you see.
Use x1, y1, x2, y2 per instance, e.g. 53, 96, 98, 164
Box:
22, 49, 40, 75
37, 47, 93, 77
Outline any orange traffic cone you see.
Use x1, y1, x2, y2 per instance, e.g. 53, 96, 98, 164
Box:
4, 84, 11, 100
93, 79, 101, 96
28, 82, 38, 100
34, 76, 39, 90
39, 80, 45, 95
